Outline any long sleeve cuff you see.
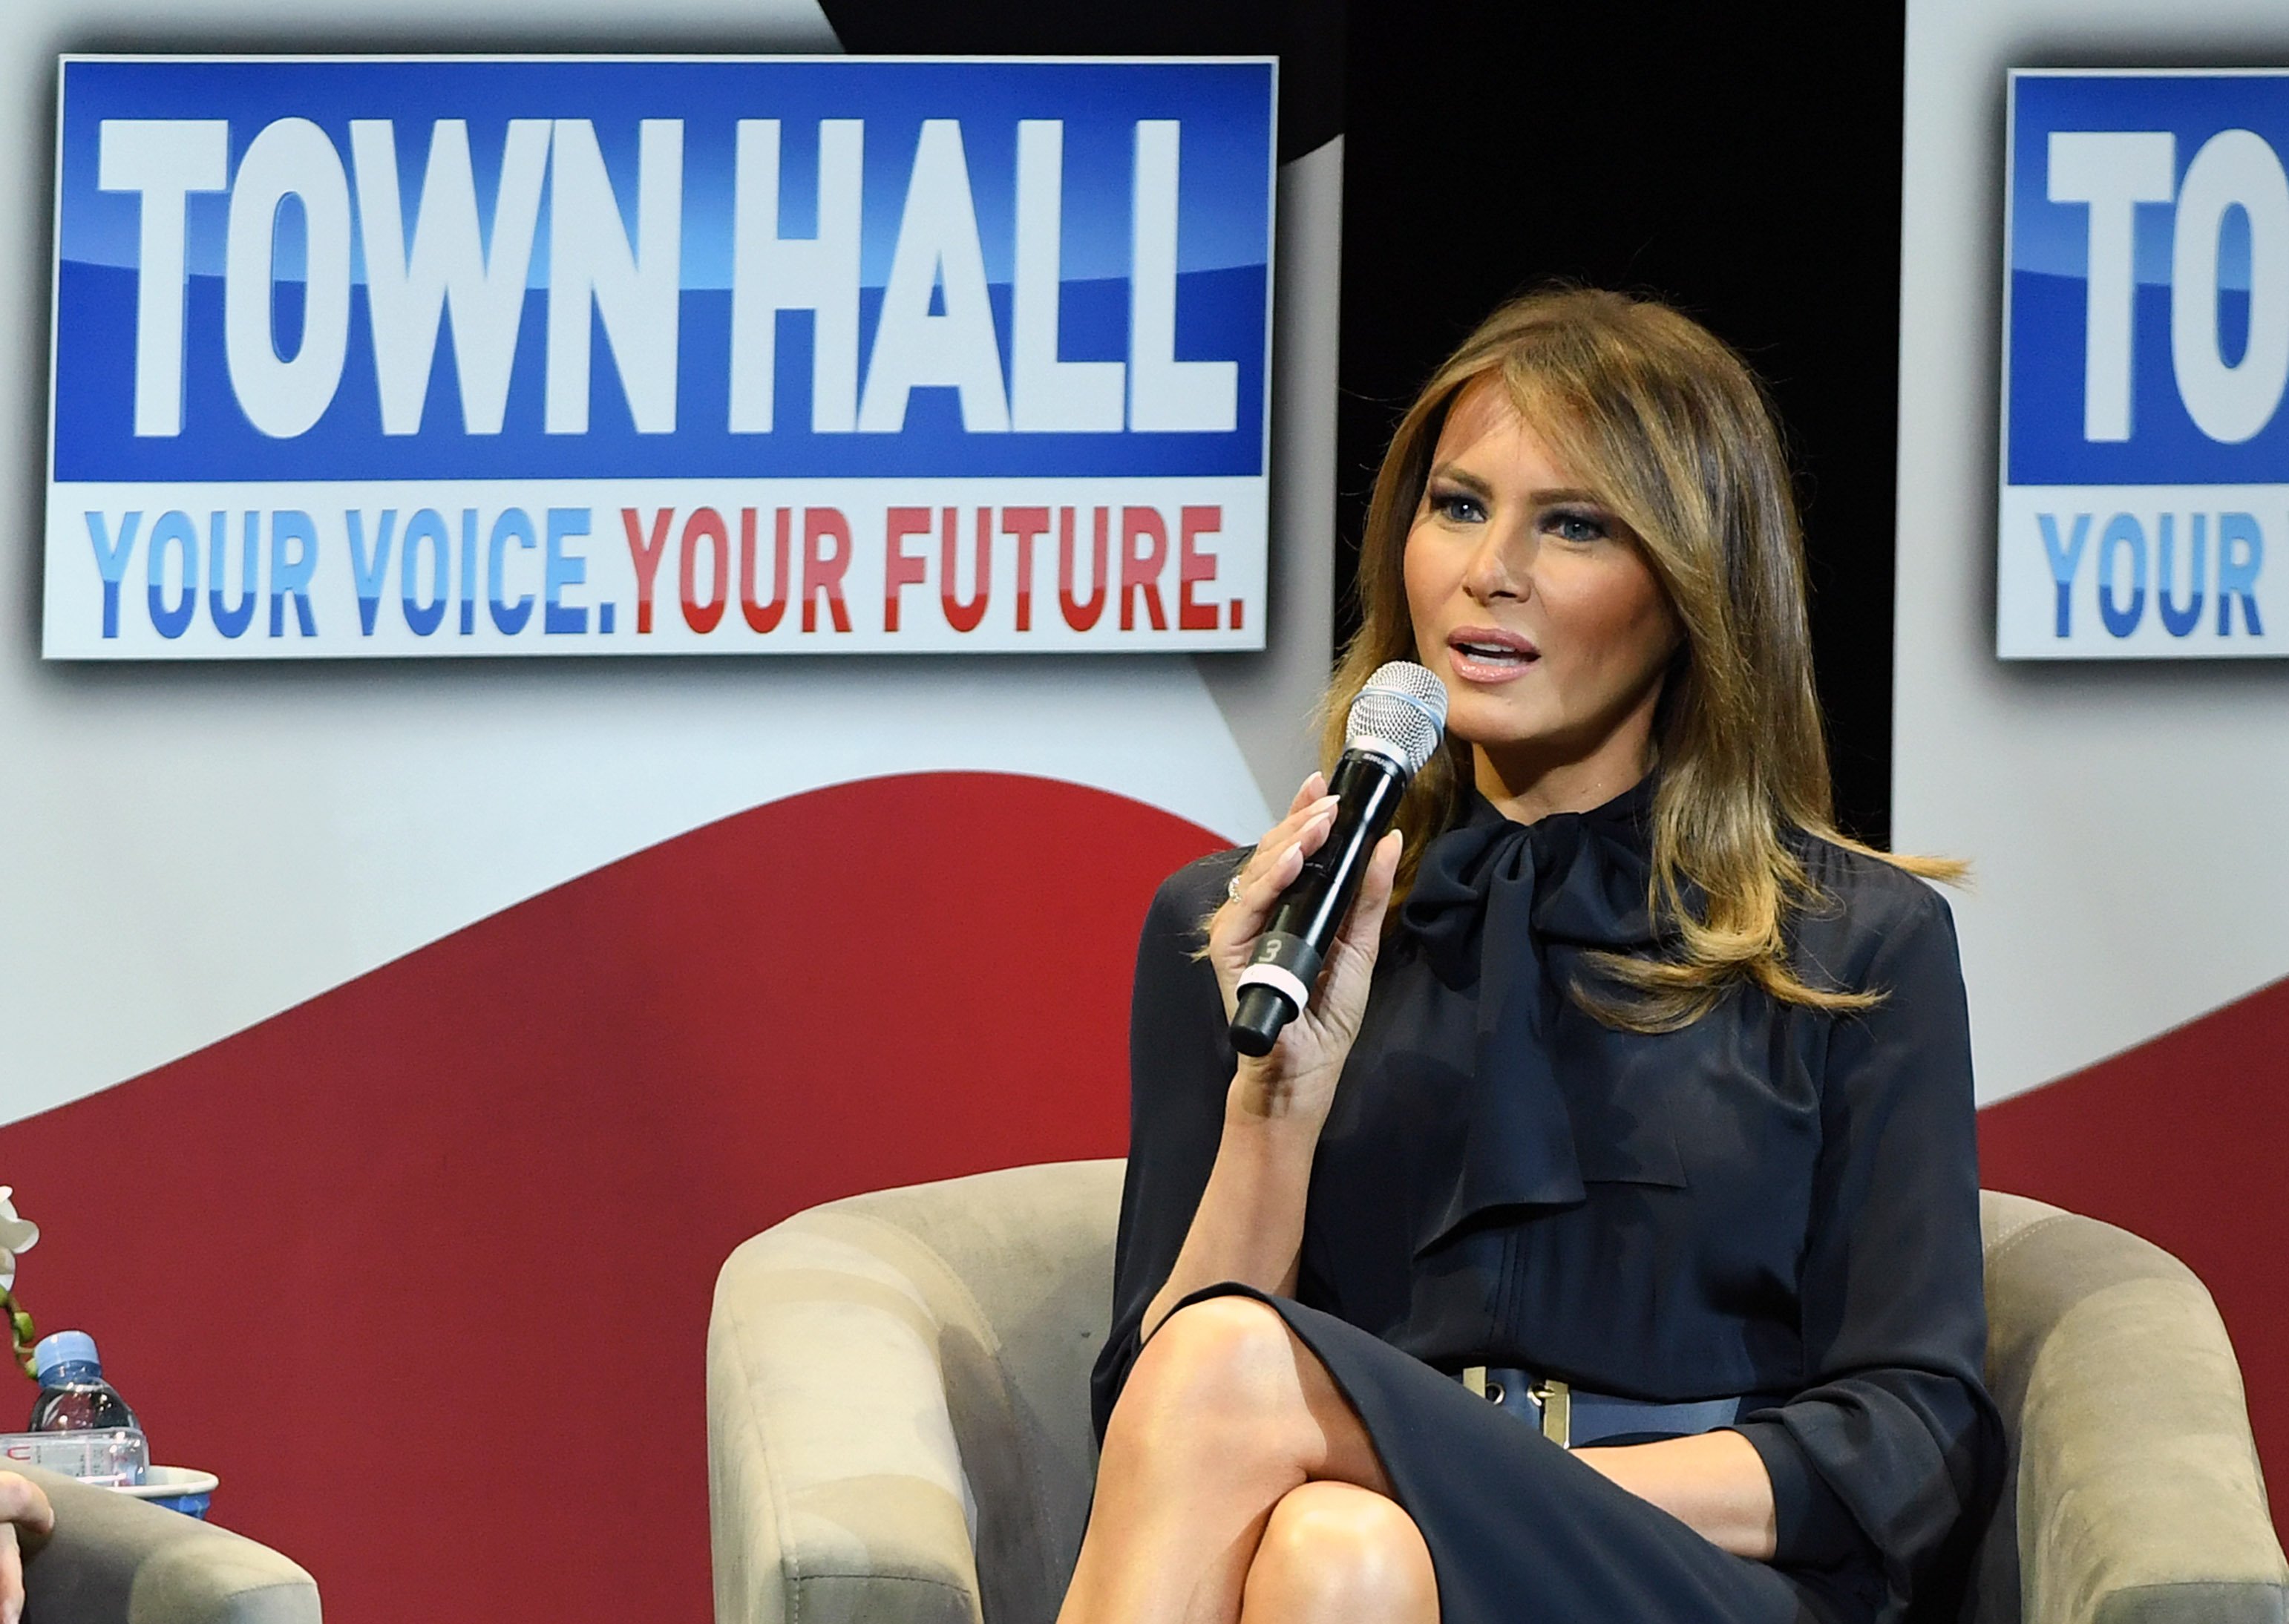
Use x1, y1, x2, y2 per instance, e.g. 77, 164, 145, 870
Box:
1732, 1419, 1871, 1570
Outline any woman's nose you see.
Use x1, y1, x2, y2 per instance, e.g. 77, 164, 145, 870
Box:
1462, 526, 1531, 603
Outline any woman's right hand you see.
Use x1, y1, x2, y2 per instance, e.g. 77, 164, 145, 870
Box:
1208, 773, 1404, 1127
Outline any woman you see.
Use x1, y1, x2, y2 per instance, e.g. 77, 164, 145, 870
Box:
1061, 288, 2002, 1624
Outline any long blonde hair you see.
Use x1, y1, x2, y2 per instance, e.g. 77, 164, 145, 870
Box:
1329, 287, 1959, 1030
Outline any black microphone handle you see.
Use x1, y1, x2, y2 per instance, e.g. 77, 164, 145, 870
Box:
1228, 748, 1409, 1057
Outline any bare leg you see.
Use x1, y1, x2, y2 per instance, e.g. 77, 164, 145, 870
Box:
1056, 1296, 1438, 1624
1240, 1483, 1438, 1624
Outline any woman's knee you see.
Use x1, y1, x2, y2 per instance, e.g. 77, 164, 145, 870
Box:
1246, 1482, 1437, 1621
1123, 1295, 1304, 1418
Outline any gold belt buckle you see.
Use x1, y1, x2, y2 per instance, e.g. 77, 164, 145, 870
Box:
1531, 1378, 1571, 1448
1461, 1367, 1571, 1449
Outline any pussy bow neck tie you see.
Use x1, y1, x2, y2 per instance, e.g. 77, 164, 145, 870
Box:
1396, 779, 1663, 1257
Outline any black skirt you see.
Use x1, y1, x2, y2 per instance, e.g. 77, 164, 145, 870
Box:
1187, 1284, 1883, 1624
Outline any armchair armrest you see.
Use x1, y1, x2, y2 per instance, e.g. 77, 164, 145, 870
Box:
1981, 1194, 2288, 1624
709, 1209, 983, 1624
18, 1464, 318, 1624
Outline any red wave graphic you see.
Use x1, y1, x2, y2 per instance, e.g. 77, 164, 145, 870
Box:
1978, 972, 2289, 1545
0, 771, 1222, 1623
11, 769, 2275, 1608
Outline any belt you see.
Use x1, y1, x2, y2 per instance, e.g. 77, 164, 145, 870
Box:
1461, 1365, 1747, 1449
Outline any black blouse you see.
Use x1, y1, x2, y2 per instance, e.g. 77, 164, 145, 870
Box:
1093, 776, 2003, 1614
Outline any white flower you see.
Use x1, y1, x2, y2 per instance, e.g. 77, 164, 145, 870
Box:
0, 1188, 38, 1293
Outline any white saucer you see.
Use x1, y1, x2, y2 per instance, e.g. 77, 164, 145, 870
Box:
111, 1465, 218, 1499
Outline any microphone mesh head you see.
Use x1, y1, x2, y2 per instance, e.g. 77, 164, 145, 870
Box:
1345, 661, 1449, 776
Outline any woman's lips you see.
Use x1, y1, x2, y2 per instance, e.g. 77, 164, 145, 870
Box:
1446, 627, 1540, 683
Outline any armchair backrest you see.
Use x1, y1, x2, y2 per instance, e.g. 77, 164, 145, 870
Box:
1973, 1192, 2285, 1624
711, 1159, 1121, 1624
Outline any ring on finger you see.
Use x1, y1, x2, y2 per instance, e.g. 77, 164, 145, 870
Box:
1226, 872, 1244, 903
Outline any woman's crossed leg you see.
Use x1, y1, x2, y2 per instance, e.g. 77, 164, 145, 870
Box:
1058, 1295, 1439, 1624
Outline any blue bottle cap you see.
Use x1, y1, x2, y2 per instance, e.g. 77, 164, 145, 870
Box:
32, 1330, 100, 1382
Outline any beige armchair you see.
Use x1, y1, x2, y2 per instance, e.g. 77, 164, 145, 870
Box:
708, 1161, 2288, 1624
20, 1462, 320, 1624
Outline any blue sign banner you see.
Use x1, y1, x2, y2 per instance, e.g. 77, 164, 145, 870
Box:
45, 56, 1277, 658
2001, 70, 2285, 658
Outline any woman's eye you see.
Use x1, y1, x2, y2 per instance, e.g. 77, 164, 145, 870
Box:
1545, 508, 1610, 544
1430, 491, 1486, 523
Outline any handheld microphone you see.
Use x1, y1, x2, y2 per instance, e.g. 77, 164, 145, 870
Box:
1229, 661, 1448, 1058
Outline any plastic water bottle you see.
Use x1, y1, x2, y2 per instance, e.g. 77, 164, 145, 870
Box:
27, 1332, 142, 1435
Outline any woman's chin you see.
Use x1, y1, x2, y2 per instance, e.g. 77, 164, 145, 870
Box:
1443, 693, 1557, 751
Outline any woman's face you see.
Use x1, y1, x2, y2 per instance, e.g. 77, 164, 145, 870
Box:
1404, 376, 1682, 799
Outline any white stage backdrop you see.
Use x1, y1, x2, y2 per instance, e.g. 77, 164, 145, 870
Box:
1899, 0, 2289, 1537
1899, 0, 2289, 1107
0, 4, 1345, 1620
